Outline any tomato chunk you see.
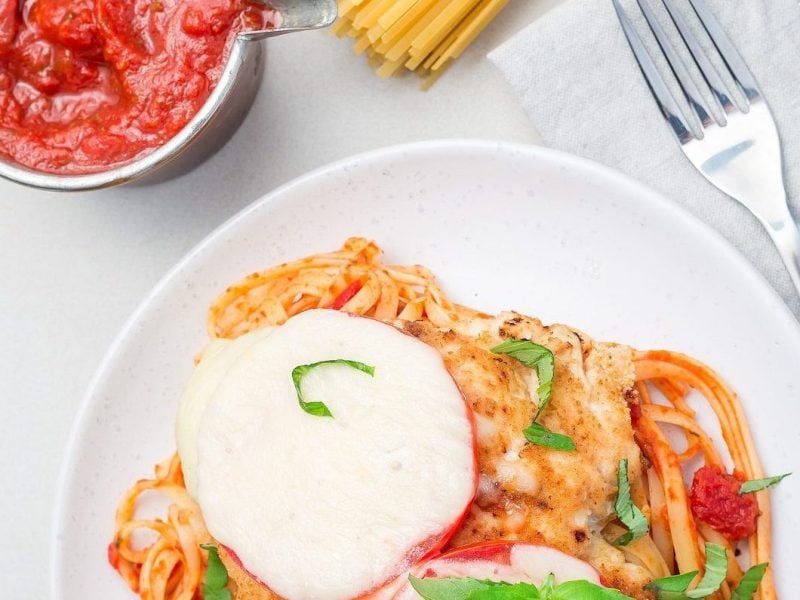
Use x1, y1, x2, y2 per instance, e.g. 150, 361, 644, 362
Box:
690, 465, 758, 541
28, 0, 101, 53
330, 280, 363, 310
0, 0, 16, 55
107, 541, 120, 569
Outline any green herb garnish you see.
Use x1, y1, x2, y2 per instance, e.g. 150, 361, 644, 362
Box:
554, 580, 631, 599
644, 571, 698, 599
739, 473, 790, 495
492, 339, 574, 451
685, 543, 727, 598
731, 563, 768, 600
613, 458, 649, 546
291, 359, 375, 417
407, 574, 632, 600
644, 557, 765, 600
539, 574, 555, 598
523, 422, 576, 451
408, 576, 537, 599
199, 544, 231, 600
491, 339, 554, 418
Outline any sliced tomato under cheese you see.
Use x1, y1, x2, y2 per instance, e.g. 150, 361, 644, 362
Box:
392, 542, 602, 599
183, 309, 478, 600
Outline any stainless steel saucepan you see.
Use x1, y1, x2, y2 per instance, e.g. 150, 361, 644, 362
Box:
0, 0, 337, 191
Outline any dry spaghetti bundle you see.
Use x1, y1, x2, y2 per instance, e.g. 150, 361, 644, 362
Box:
332, 0, 511, 88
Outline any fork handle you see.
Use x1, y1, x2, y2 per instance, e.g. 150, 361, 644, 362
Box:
766, 208, 800, 300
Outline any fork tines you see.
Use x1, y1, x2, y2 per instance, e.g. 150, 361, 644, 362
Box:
612, 0, 762, 144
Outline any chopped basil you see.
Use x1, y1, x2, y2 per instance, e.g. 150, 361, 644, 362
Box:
553, 580, 632, 599
407, 574, 633, 600
491, 339, 554, 418
492, 338, 574, 450
539, 574, 555, 597
291, 359, 375, 417
643, 545, 726, 599
731, 563, 768, 600
644, 558, 764, 600
614, 458, 649, 545
524, 422, 576, 451
739, 473, 790, 495
685, 543, 727, 598
409, 576, 538, 600
644, 571, 698, 599
199, 544, 231, 600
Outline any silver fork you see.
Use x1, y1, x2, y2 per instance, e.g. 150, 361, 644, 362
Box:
612, 0, 800, 296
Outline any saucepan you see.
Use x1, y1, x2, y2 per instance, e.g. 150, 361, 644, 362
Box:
0, 0, 337, 192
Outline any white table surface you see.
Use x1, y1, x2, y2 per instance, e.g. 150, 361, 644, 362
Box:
0, 1, 562, 596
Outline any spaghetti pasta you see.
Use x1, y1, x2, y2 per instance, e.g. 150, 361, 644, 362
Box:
110, 238, 778, 600
632, 352, 775, 599
108, 455, 211, 600
333, 0, 511, 87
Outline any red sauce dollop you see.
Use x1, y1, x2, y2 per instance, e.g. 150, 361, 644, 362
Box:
0, 0, 278, 174
690, 465, 758, 541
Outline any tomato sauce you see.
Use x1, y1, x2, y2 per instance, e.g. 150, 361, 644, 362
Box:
690, 465, 758, 541
0, 0, 278, 174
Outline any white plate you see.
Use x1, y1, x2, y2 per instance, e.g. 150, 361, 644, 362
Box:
52, 140, 800, 598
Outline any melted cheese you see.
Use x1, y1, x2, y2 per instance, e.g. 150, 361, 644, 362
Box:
176, 327, 274, 497
181, 310, 476, 600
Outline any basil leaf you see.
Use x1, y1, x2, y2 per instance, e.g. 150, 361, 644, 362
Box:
199, 544, 232, 600
539, 574, 555, 599
685, 543, 727, 598
644, 571, 698, 599
491, 339, 554, 419
731, 563, 768, 600
739, 473, 790, 495
291, 359, 375, 418
468, 583, 542, 600
524, 422, 576, 451
553, 580, 633, 599
406, 576, 632, 600
491, 339, 569, 451
408, 576, 504, 600
613, 459, 649, 545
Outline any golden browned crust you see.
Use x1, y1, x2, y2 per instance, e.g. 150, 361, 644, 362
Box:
404, 312, 652, 598
219, 547, 279, 600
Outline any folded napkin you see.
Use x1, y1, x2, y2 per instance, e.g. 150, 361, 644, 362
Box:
488, 0, 800, 319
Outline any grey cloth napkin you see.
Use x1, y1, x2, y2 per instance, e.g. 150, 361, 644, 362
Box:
488, 0, 800, 319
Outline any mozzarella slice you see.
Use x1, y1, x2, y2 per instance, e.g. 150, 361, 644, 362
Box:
176, 326, 274, 497
193, 310, 477, 600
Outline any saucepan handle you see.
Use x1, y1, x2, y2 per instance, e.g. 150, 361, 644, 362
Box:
238, 0, 337, 42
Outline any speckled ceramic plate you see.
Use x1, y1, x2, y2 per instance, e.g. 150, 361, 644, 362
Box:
52, 140, 800, 598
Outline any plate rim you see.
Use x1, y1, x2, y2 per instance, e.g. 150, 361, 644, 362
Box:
49, 138, 800, 596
